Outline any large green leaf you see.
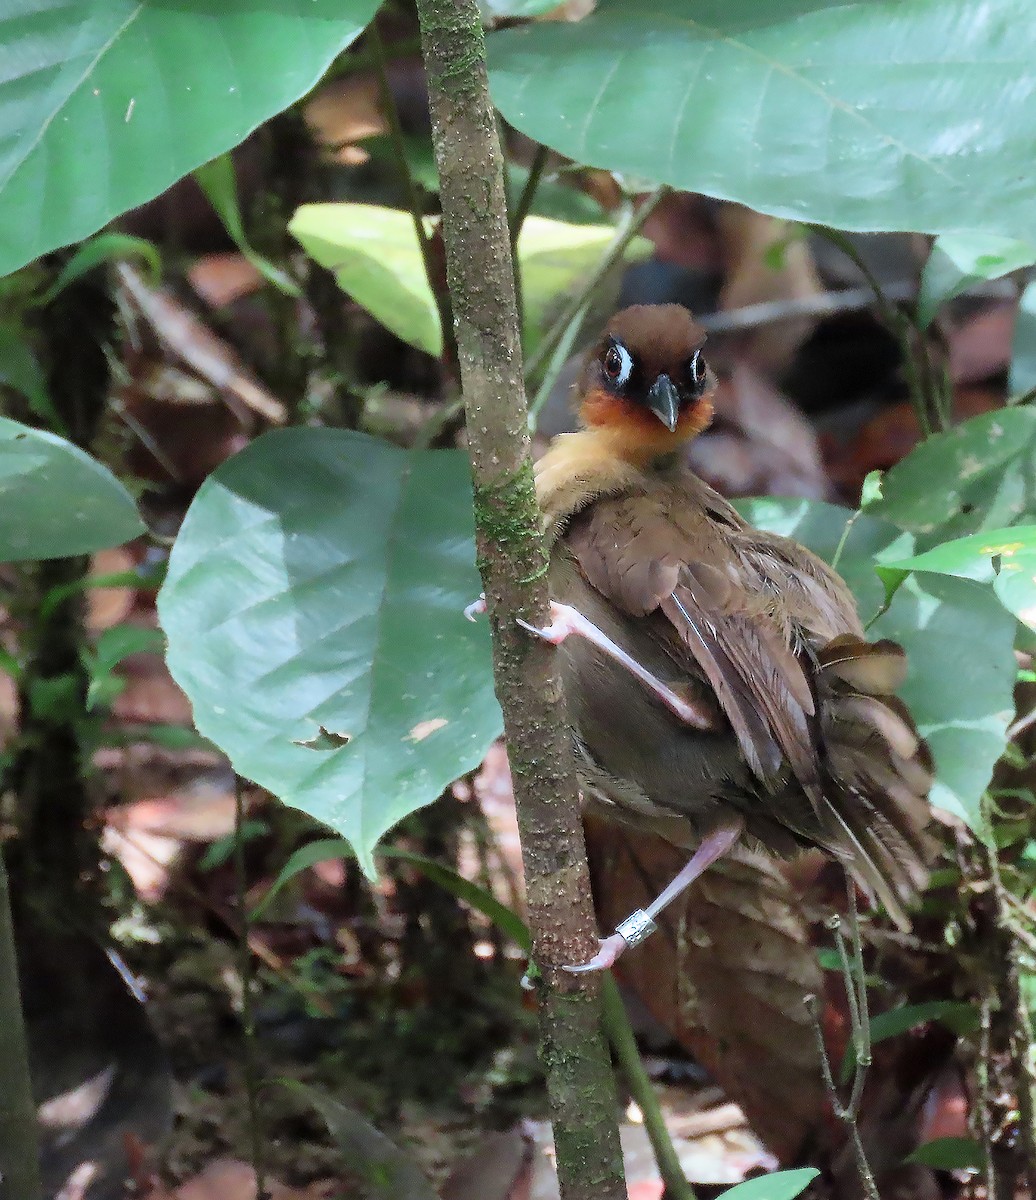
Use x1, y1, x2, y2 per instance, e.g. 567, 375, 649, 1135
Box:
735, 497, 1016, 835
885, 526, 1036, 631
0, 416, 144, 561
869, 408, 1036, 547
488, 0, 1036, 238
0, 0, 380, 277
157, 429, 503, 875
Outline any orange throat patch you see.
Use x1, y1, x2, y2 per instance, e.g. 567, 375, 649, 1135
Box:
578, 387, 714, 463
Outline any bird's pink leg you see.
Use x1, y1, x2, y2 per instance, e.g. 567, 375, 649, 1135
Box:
517, 600, 715, 731
564, 818, 744, 974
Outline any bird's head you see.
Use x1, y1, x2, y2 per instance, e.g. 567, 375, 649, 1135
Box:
576, 304, 716, 458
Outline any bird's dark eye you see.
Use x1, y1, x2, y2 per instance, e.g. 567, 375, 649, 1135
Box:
603, 342, 633, 387
687, 350, 707, 393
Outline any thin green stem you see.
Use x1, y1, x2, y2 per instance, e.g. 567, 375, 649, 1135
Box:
525, 187, 668, 385
370, 23, 454, 363
234, 779, 268, 1200
814, 225, 941, 436
529, 298, 590, 421
509, 143, 549, 251
601, 977, 697, 1200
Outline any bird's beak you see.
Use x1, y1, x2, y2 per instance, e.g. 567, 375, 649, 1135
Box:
646, 373, 680, 432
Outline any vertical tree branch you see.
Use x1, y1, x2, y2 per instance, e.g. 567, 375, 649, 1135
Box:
0, 848, 41, 1200
413, 4, 627, 1198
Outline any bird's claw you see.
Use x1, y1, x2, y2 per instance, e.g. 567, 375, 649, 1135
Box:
464, 594, 486, 622
562, 932, 630, 974
516, 601, 580, 646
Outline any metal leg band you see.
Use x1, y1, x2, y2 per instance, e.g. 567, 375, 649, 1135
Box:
615, 909, 658, 949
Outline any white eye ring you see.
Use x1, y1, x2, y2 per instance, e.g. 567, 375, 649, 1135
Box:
604, 342, 633, 387
690, 350, 704, 387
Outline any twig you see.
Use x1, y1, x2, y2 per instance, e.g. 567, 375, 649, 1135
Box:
601, 977, 697, 1200
528, 297, 590, 422
803, 884, 879, 1200
233, 779, 268, 1200
413, 3, 627, 1199
0, 847, 42, 1200
978, 992, 998, 1200
369, 23, 455, 365
524, 187, 668, 385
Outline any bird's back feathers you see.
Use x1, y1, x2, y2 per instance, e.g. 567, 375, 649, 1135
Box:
537, 433, 933, 928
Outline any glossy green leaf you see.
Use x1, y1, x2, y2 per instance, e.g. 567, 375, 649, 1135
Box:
289, 204, 649, 359
906, 1137, 984, 1171
871, 574, 1015, 835
885, 526, 1036, 631
289, 204, 443, 356
736, 498, 1016, 836
917, 234, 1036, 329
194, 155, 300, 297
488, 0, 1036, 238
870, 408, 1036, 546
1010, 280, 1036, 398
158, 429, 503, 875
716, 1169, 818, 1200
0, 0, 380, 277
0, 416, 145, 562
844, 1000, 978, 1074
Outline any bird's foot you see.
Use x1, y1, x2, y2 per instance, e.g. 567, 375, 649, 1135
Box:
464, 594, 486, 621
516, 600, 584, 645
518, 601, 714, 730
562, 911, 657, 974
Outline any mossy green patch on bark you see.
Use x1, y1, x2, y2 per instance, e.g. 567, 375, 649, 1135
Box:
473, 458, 546, 558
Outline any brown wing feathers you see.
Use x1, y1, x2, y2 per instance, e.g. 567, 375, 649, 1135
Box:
563, 489, 932, 928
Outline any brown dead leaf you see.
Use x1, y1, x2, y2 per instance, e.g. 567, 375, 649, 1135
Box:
118, 262, 287, 425
584, 815, 825, 1160
158, 1160, 332, 1200
304, 72, 387, 165
687, 366, 830, 499
86, 546, 138, 631
189, 253, 265, 309
439, 1127, 533, 1200
717, 205, 824, 376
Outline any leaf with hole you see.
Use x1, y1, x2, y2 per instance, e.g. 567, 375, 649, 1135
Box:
158, 428, 503, 875
0, 0, 380, 276
870, 408, 1036, 547
0, 416, 145, 562
885, 526, 1036, 631
488, 0, 1036, 238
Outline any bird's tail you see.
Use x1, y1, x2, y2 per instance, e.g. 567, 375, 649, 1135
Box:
814, 634, 936, 930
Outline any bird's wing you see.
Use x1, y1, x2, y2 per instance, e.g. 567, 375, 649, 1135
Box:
565, 489, 821, 799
